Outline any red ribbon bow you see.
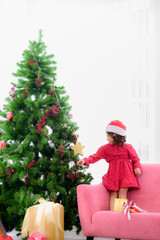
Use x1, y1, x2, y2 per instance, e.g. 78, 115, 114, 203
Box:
122, 201, 147, 220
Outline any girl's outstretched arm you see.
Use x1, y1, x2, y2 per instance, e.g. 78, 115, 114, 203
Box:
77, 145, 106, 166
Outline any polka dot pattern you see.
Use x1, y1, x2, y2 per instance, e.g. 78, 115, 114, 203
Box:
84, 143, 141, 191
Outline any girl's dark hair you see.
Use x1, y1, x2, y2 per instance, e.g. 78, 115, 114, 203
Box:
107, 132, 126, 146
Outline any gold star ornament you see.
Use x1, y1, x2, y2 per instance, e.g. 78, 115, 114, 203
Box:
70, 141, 85, 156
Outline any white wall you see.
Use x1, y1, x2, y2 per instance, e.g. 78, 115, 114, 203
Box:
0, 0, 28, 108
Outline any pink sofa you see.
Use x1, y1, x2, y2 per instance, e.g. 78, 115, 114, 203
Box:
77, 164, 160, 240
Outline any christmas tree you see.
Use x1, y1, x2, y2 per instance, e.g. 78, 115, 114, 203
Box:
0, 30, 93, 235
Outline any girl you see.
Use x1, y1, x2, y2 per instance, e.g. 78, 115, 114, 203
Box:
77, 120, 141, 211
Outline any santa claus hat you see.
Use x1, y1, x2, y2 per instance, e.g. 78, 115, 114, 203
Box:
106, 120, 126, 136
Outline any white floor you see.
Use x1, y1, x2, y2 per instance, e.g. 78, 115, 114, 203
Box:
8, 228, 128, 240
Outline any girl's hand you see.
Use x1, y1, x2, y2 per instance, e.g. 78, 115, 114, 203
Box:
77, 159, 85, 166
134, 168, 141, 176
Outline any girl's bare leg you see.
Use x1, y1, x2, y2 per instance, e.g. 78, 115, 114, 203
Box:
110, 191, 118, 211
118, 187, 129, 199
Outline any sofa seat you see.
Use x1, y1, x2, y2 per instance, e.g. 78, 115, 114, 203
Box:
92, 210, 160, 239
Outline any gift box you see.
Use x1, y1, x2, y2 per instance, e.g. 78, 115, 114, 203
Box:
114, 198, 147, 220
22, 198, 64, 240
114, 198, 128, 212
114, 198, 136, 212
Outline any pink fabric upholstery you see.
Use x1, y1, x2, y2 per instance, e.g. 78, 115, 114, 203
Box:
77, 164, 160, 240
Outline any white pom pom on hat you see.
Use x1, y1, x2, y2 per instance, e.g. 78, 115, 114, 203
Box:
106, 120, 126, 136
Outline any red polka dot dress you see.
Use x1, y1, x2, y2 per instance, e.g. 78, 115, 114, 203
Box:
84, 143, 141, 191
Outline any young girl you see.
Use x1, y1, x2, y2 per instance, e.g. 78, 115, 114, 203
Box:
77, 120, 142, 211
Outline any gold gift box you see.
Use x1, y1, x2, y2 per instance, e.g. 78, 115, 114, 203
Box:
114, 198, 128, 212
114, 198, 136, 212
22, 198, 64, 240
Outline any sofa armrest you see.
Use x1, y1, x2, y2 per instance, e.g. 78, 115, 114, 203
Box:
77, 183, 110, 235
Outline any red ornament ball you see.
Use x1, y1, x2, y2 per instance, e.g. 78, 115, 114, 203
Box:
7, 113, 13, 121
0, 142, 6, 150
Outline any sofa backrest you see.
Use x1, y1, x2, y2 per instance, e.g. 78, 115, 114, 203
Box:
127, 164, 160, 212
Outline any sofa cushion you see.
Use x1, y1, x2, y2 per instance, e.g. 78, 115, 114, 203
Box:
92, 210, 160, 240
